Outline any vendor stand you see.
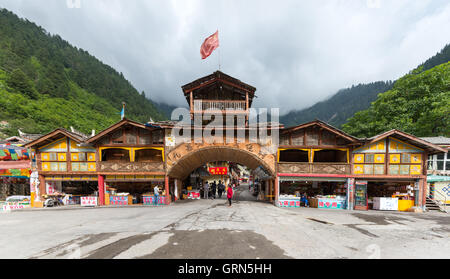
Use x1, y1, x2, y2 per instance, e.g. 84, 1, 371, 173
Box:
392, 194, 415, 211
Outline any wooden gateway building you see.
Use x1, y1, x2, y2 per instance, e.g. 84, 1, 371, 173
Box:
25, 71, 446, 211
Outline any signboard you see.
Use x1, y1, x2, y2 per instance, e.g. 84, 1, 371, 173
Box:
188, 191, 201, 200
209, 167, 228, 175
2, 204, 30, 211
81, 196, 98, 207
110, 196, 128, 205
142, 196, 167, 205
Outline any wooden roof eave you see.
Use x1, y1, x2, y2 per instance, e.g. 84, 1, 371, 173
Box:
86, 118, 155, 144
366, 130, 447, 154
182, 72, 256, 95
281, 120, 360, 143
24, 129, 84, 149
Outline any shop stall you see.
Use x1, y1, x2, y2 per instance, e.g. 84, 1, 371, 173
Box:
366, 181, 416, 211
104, 178, 167, 206
278, 178, 348, 210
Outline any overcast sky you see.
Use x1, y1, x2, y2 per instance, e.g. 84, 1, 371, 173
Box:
1, 0, 450, 113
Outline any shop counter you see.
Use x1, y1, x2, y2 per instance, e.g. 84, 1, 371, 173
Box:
392, 195, 415, 211
398, 200, 415, 211
142, 195, 168, 206
310, 197, 346, 210
373, 197, 398, 211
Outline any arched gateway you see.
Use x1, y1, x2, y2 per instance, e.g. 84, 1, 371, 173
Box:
166, 143, 276, 179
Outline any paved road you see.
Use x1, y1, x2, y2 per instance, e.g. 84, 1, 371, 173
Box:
0, 184, 449, 259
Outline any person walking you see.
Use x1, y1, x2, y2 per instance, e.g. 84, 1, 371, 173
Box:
153, 185, 160, 206
218, 180, 224, 198
227, 183, 234, 207
203, 181, 209, 199
211, 181, 217, 199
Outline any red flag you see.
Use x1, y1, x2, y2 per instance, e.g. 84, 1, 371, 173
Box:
200, 31, 219, 59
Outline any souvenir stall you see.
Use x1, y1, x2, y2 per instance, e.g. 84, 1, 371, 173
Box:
278, 178, 347, 209
104, 176, 167, 206
0, 145, 31, 209
366, 181, 416, 211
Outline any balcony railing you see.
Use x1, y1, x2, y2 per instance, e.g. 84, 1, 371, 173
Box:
193, 100, 247, 112
278, 162, 351, 175
99, 161, 164, 173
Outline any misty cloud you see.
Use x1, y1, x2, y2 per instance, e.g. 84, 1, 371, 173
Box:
1, 0, 449, 112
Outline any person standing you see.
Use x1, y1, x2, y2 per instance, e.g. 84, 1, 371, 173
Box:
203, 181, 209, 199
153, 185, 160, 206
227, 183, 234, 207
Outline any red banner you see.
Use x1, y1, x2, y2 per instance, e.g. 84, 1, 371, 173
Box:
209, 167, 228, 175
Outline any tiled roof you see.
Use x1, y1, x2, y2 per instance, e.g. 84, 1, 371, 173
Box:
420, 137, 450, 146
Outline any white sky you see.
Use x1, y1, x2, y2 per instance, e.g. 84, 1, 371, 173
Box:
1, 0, 449, 112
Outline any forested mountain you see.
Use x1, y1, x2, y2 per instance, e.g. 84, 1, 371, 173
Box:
0, 9, 166, 138
342, 62, 450, 138
281, 44, 450, 129
280, 81, 394, 128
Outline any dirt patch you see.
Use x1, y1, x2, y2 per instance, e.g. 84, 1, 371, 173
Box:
352, 213, 408, 225
138, 229, 292, 259
344, 224, 379, 238
413, 214, 450, 226
85, 233, 157, 259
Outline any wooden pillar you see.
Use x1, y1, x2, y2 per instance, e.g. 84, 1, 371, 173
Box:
269, 179, 273, 202
98, 175, 105, 206
38, 174, 46, 199
419, 178, 427, 208
165, 176, 171, 205
275, 176, 279, 205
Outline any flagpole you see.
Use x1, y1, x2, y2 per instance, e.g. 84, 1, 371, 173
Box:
218, 29, 221, 71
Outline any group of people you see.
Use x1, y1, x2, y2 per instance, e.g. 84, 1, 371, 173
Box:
203, 180, 234, 207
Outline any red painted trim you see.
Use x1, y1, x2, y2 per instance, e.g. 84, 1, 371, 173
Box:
278, 173, 351, 178
277, 173, 425, 179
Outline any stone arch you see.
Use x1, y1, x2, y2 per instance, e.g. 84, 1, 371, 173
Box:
166, 143, 276, 180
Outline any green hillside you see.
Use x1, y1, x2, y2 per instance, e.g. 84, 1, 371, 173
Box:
0, 8, 166, 137
280, 81, 393, 128
280, 44, 450, 129
342, 62, 450, 138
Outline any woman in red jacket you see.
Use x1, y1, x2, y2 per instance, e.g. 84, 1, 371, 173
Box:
227, 184, 234, 207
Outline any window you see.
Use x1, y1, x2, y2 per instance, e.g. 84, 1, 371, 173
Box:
428, 152, 449, 171
279, 150, 309, 163
314, 150, 347, 163
135, 149, 163, 162
102, 149, 130, 162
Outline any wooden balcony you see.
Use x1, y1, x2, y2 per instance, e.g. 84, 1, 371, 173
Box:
278, 162, 351, 175
98, 161, 165, 173
192, 100, 247, 113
